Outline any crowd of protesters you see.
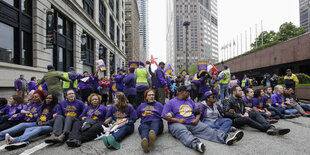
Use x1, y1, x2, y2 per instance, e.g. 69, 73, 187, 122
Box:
0, 62, 309, 153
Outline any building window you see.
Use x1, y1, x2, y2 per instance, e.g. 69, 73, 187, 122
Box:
109, 0, 114, 11
81, 32, 94, 70
53, 9, 74, 72
99, 0, 106, 32
83, 0, 94, 18
0, 0, 32, 66
125, 26, 132, 31
110, 15, 115, 41
117, 27, 120, 47
116, 0, 119, 20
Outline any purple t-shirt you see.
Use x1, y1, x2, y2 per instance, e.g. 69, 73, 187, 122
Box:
242, 97, 253, 108
271, 93, 284, 107
106, 104, 137, 121
0, 104, 10, 115
79, 104, 108, 122
38, 104, 60, 122
24, 102, 44, 122
57, 99, 86, 118
9, 104, 28, 121
137, 101, 163, 124
252, 97, 268, 109
161, 97, 198, 124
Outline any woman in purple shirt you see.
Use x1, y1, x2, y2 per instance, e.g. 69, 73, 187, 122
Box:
136, 89, 163, 153
66, 93, 108, 147
0, 95, 27, 131
0, 98, 10, 123
0, 90, 46, 140
102, 92, 137, 150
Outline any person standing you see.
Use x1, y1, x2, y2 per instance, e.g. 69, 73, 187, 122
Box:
217, 66, 230, 101
270, 74, 278, 91
115, 69, 126, 92
284, 69, 299, 93
229, 75, 240, 89
28, 77, 37, 92
78, 71, 95, 104
155, 62, 167, 105
135, 62, 152, 108
241, 75, 250, 90
190, 72, 200, 102
123, 67, 137, 107
62, 67, 84, 94
15, 75, 27, 99
38, 65, 70, 103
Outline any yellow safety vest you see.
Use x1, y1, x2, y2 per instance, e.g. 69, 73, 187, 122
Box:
63, 73, 77, 89
219, 70, 230, 84
136, 68, 148, 83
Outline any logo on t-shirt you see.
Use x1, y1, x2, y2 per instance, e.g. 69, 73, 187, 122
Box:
179, 105, 192, 117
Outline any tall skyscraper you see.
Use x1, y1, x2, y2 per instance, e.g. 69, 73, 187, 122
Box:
300, 0, 310, 32
137, 0, 149, 60
166, 0, 219, 70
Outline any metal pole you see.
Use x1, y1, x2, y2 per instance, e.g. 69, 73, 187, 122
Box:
183, 21, 190, 72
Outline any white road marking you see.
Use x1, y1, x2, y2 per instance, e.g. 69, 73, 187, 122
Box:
0, 144, 7, 151
19, 143, 49, 155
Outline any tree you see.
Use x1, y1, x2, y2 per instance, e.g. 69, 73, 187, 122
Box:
277, 22, 306, 41
251, 30, 278, 48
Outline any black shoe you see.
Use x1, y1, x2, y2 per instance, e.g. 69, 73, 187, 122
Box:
5, 142, 28, 150
273, 115, 280, 120
225, 131, 244, 145
267, 128, 290, 135
66, 139, 81, 147
285, 115, 296, 119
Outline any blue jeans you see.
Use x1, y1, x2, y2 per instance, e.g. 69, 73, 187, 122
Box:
14, 126, 53, 143
259, 112, 272, 120
138, 120, 163, 140
0, 122, 37, 141
284, 109, 298, 115
220, 84, 229, 101
300, 103, 310, 111
112, 124, 134, 141
270, 106, 286, 118
203, 118, 232, 133
0, 114, 10, 124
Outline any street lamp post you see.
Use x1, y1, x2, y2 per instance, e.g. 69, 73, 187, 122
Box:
183, 21, 190, 72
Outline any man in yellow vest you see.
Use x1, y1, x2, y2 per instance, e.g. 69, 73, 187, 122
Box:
241, 75, 250, 90
63, 67, 84, 94
284, 69, 299, 95
134, 62, 152, 108
217, 66, 230, 101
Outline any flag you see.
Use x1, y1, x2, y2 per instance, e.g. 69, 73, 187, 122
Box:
128, 61, 140, 69
198, 61, 208, 74
210, 63, 218, 75
96, 59, 106, 71
164, 64, 173, 75
180, 69, 188, 76
110, 82, 117, 95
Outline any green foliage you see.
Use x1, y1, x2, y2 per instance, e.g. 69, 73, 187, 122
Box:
178, 65, 198, 75
251, 30, 278, 48
277, 22, 307, 41
278, 73, 310, 84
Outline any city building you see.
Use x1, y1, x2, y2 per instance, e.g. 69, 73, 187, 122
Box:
166, 0, 219, 71
300, 0, 310, 32
0, 0, 126, 97
136, 0, 149, 60
125, 0, 140, 63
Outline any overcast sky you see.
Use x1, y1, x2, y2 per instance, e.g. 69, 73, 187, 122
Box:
148, 0, 300, 63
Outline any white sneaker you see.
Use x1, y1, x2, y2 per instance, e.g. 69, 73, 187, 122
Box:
5, 133, 14, 145
196, 143, 206, 153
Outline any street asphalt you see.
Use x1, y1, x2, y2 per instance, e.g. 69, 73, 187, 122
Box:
0, 116, 310, 155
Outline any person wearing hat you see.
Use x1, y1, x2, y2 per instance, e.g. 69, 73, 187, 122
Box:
223, 85, 291, 135
115, 69, 126, 92
38, 65, 70, 103
155, 62, 167, 105
123, 67, 137, 107
134, 62, 152, 108
199, 91, 236, 133
284, 69, 299, 94
0, 90, 46, 140
162, 86, 243, 153
62, 67, 84, 94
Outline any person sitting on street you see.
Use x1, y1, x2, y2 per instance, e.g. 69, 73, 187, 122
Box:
0, 97, 10, 124
4, 94, 60, 150
199, 91, 236, 133
252, 89, 278, 123
283, 88, 310, 117
66, 93, 108, 147
136, 89, 164, 153
242, 88, 254, 108
45, 89, 85, 144
223, 85, 290, 136
162, 86, 243, 153
102, 92, 137, 150
262, 86, 285, 119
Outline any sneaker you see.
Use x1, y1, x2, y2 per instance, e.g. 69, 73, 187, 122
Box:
272, 115, 281, 120
196, 143, 206, 153
66, 139, 81, 148
141, 138, 149, 153
148, 130, 156, 147
5, 142, 28, 150
45, 133, 57, 144
106, 135, 120, 150
267, 128, 290, 135
295, 114, 301, 117
5, 133, 14, 145
285, 115, 295, 119
225, 131, 244, 145
102, 135, 111, 149
229, 126, 237, 132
